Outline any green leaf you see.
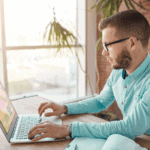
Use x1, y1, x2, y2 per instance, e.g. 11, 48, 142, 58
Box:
110, 0, 115, 16
88, 0, 104, 12
52, 22, 55, 42
102, 8, 107, 18
69, 35, 74, 43
127, 0, 135, 10
97, 39, 101, 51
124, 0, 130, 9
88, 4, 97, 12
114, 0, 119, 12
97, 32, 102, 51
119, 0, 123, 7
66, 39, 71, 49
60, 31, 66, 46
103, 5, 111, 18
101, 0, 112, 10
63, 32, 76, 46
54, 23, 58, 42
55, 47, 61, 56
43, 21, 51, 39
47, 26, 52, 44
57, 23, 62, 41
96, 0, 106, 13
59, 25, 67, 46
131, 0, 147, 10
59, 24, 73, 50
54, 23, 61, 45
48, 23, 54, 44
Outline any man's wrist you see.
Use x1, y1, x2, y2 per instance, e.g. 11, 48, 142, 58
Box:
63, 124, 71, 137
63, 105, 68, 114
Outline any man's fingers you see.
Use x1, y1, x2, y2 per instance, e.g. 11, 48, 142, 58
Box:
37, 121, 50, 125
28, 124, 46, 135
39, 103, 52, 116
28, 127, 46, 139
44, 112, 55, 117
38, 102, 48, 114
32, 133, 48, 142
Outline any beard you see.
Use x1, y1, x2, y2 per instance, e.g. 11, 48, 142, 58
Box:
112, 49, 132, 70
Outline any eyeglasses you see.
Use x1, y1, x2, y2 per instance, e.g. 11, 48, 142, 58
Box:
102, 37, 139, 52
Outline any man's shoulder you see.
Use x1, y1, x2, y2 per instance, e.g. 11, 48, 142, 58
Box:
143, 67, 150, 85
108, 69, 123, 83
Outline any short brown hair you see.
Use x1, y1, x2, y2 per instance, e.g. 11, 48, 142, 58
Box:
99, 9, 150, 49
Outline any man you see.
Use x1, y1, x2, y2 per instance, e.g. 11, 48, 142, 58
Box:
28, 9, 150, 143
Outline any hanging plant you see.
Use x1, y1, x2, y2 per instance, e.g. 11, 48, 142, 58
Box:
43, 8, 94, 95
90, 0, 147, 18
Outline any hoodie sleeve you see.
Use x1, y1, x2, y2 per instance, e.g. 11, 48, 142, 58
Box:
64, 70, 116, 115
70, 83, 150, 140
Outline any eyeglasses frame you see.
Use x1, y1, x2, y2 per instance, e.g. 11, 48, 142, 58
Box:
102, 37, 139, 52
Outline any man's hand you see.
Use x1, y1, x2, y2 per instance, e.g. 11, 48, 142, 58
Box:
38, 102, 68, 117
28, 121, 70, 142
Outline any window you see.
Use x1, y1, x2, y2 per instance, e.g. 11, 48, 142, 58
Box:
0, 0, 86, 102
4, 0, 77, 47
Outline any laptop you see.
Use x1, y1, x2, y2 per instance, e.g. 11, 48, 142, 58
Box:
0, 82, 67, 144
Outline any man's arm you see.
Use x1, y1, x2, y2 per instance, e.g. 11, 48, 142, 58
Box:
69, 84, 150, 140
64, 70, 116, 115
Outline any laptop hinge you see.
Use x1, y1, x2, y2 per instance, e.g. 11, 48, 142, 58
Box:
10, 117, 19, 139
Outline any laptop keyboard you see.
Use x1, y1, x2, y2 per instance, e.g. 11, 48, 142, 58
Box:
16, 116, 41, 139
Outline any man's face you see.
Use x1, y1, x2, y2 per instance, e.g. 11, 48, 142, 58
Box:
102, 27, 132, 70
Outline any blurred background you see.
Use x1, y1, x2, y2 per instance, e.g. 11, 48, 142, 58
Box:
0, 0, 87, 102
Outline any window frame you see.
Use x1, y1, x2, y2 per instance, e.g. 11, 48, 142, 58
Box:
0, 0, 96, 99
85, 0, 97, 95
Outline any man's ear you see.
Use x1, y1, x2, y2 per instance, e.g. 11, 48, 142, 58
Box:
131, 41, 135, 47
130, 37, 137, 50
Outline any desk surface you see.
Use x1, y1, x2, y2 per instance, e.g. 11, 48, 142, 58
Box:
0, 96, 150, 150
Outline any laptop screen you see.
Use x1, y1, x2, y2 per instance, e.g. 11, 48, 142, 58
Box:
0, 84, 15, 133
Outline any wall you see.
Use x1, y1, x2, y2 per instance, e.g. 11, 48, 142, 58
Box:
96, 0, 150, 120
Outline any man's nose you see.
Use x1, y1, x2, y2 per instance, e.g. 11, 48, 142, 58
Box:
102, 49, 109, 56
